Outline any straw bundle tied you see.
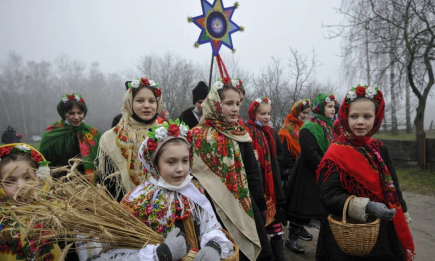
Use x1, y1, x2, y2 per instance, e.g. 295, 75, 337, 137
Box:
0, 158, 200, 260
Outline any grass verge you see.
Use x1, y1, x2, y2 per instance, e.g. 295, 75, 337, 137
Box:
396, 167, 435, 196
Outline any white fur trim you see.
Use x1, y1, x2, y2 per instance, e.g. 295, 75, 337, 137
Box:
348, 197, 370, 222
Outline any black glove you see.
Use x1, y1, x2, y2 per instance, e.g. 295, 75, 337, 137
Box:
156, 227, 190, 261
366, 202, 396, 221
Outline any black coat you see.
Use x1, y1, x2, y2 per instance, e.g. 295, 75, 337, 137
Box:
205, 141, 272, 261
284, 128, 324, 220
45, 136, 85, 179
1, 129, 20, 144
316, 145, 407, 261
111, 113, 122, 128
179, 107, 199, 129
281, 137, 296, 181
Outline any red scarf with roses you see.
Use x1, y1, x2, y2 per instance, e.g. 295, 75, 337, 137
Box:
317, 88, 415, 260
190, 85, 261, 261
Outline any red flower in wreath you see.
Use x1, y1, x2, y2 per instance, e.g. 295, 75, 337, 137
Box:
355, 86, 366, 97
141, 78, 150, 86
168, 124, 180, 137
31, 150, 43, 163
375, 90, 383, 103
147, 139, 158, 152
68, 95, 75, 100
264, 97, 269, 103
222, 77, 231, 84
80, 98, 85, 103
154, 88, 162, 97
0, 147, 13, 158
330, 95, 335, 101
253, 101, 260, 109
239, 79, 243, 85
186, 131, 193, 142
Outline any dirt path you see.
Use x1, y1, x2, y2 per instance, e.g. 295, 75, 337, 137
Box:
282, 191, 435, 260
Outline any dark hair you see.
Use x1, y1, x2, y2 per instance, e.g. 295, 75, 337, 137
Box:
0, 153, 38, 178
154, 139, 189, 165
351, 97, 379, 112
218, 85, 241, 101
238, 85, 246, 96
301, 104, 310, 111
132, 85, 158, 100
60, 100, 86, 115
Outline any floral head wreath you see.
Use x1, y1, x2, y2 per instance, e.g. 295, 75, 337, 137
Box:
128, 77, 162, 98
212, 77, 243, 90
138, 120, 193, 177
253, 97, 272, 110
312, 94, 337, 114
346, 84, 383, 104
300, 99, 310, 106
61, 93, 85, 104
0, 143, 51, 179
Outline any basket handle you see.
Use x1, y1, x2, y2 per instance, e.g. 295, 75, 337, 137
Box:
342, 195, 357, 224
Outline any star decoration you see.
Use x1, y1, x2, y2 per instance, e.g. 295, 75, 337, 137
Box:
192, 0, 241, 56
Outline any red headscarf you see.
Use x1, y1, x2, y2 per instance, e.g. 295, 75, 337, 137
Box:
317, 86, 415, 260
246, 99, 276, 206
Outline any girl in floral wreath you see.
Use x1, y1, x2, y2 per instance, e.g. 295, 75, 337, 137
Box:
97, 78, 163, 202
0, 143, 61, 261
245, 97, 287, 261
278, 100, 314, 244
190, 78, 272, 261
40, 93, 101, 183
316, 85, 414, 261
283, 93, 337, 254
113, 120, 234, 261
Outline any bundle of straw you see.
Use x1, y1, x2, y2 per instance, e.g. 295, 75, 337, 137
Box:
0, 159, 201, 260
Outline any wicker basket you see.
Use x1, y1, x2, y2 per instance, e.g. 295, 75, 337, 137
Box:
328, 195, 381, 256
220, 229, 239, 261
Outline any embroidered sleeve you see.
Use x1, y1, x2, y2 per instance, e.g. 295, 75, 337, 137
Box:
199, 209, 233, 258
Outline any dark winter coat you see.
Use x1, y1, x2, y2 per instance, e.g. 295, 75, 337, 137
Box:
281, 137, 296, 181
1, 129, 20, 144
284, 128, 324, 220
205, 141, 272, 261
316, 145, 407, 261
46, 135, 85, 179
179, 107, 199, 129
111, 113, 122, 128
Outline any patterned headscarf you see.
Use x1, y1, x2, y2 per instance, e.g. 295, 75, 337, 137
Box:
97, 79, 162, 198
278, 99, 310, 158
317, 85, 415, 260
300, 93, 337, 153
40, 94, 101, 183
191, 84, 261, 260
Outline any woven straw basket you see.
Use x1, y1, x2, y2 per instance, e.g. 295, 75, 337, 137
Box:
328, 195, 381, 256
220, 229, 239, 261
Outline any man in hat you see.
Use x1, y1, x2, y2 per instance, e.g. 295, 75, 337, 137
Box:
2, 126, 21, 144
179, 81, 208, 129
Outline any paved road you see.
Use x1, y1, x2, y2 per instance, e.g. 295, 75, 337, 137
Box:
281, 191, 435, 260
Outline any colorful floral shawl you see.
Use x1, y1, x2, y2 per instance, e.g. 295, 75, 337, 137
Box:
278, 100, 307, 159
246, 100, 276, 217
317, 91, 415, 260
97, 88, 161, 199
0, 147, 61, 261
191, 86, 261, 261
40, 101, 101, 184
300, 93, 337, 153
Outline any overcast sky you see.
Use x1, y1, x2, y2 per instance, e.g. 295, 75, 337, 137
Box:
1, 0, 433, 128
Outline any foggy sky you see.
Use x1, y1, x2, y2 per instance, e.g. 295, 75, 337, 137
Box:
1, 0, 433, 128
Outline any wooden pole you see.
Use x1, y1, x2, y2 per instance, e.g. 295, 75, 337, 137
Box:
208, 52, 214, 92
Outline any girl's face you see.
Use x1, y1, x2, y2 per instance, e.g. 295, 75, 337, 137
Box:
133, 88, 158, 121
348, 100, 376, 137
164, 111, 170, 121
65, 106, 84, 127
1, 161, 35, 203
221, 89, 240, 124
156, 142, 190, 187
299, 108, 311, 121
256, 104, 271, 126
323, 101, 336, 119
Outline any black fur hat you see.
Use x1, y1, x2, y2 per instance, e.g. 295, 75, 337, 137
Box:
192, 81, 209, 104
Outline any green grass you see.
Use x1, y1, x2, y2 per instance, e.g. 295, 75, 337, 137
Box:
396, 167, 435, 196
373, 129, 435, 140
28, 143, 40, 150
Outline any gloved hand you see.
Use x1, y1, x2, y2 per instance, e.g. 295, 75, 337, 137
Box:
156, 227, 190, 261
365, 201, 396, 221
404, 212, 412, 224
193, 241, 221, 261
